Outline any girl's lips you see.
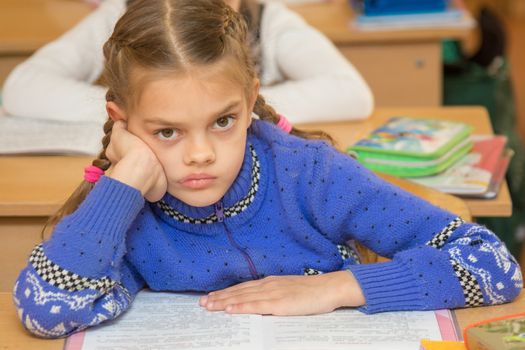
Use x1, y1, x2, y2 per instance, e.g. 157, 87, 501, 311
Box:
179, 175, 216, 189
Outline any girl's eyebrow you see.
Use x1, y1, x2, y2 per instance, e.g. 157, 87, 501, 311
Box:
142, 100, 242, 126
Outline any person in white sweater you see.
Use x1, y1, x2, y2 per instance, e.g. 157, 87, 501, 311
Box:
2, 0, 373, 124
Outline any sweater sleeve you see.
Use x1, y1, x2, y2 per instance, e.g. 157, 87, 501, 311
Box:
308, 144, 523, 313
2, 0, 125, 123
12, 176, 146, 338
259, 3, 374, 123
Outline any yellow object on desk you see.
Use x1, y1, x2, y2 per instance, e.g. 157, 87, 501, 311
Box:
421, 339, 466, 350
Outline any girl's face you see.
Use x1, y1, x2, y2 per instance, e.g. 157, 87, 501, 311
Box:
121, 67, 258, 207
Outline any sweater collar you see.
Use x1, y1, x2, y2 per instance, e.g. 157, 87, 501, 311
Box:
153, 140, 264, 230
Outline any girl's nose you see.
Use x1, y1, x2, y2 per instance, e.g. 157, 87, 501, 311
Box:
183, 137, 216, 165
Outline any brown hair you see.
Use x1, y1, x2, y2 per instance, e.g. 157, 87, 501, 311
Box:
46, 0, 333, 232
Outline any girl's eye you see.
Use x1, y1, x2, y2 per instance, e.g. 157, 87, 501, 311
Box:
157, 128, 179, 140
213, 115, 236, 130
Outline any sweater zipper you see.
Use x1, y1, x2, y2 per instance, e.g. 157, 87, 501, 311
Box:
215, 201, 260, 280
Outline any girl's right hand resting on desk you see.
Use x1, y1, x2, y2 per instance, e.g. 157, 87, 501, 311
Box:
106, 120, 168, 201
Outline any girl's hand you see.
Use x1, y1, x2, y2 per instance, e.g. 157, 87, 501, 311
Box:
106, 121, 167, 201
199, 270, 365, 315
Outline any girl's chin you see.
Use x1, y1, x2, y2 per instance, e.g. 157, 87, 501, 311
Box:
167, 190, 224, 208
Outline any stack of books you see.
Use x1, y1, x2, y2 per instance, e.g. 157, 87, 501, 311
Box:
348, 117, 512, 199
349, 0, 475, 31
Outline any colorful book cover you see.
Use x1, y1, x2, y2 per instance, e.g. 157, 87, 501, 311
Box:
410, 135, 509, 196
351, 117, 472, 158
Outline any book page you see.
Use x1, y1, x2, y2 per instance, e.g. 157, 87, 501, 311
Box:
262, 309, 449, 350
0, 112, 102, 155
66, 292, 263, 350
65, 291, 457, 350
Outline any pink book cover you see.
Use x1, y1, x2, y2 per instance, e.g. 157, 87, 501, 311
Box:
410, 135, 508, 195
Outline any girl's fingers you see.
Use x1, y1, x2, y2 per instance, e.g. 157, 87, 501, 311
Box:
203, 278, 282, 305
145, 165, 168, 202
105, 144, 116, 163
210, 275, 290, 296
210, 278, 266, 295
204, 291, 270, 311
225, 299, 279, 315
204, 285, 264, 306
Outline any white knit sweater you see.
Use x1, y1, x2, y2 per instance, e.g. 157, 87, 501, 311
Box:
3, 0, 373, 124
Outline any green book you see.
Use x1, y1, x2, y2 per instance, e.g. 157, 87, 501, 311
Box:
347, 117, 473, 177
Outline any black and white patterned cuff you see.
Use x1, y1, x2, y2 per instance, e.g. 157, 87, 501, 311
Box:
427, 217, 465, 249
29, 244, 117, 293
450, 259, 485, 307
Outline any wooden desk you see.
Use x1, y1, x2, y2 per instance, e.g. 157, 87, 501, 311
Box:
0, 0, 92, 85
290, 0, 475, 106
0, 156, 91, 293
0, 106, 511, 293
0, 290, 523, 349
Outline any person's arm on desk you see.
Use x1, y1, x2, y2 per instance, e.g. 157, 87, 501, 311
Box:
203, 144, 522, 315
328, 156, 524, 313
2, 0, 125, 123
13, 176, 146, 338
11, 123, 170, 338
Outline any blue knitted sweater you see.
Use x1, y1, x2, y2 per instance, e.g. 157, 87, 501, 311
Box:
14, 120, 523, 338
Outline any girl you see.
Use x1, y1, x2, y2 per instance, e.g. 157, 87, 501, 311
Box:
14, 0, 521, 339
2, 0, 372, 126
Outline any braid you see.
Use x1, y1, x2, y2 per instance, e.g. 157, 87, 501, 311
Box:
254, 94, 279, 124
92, 92, 118, 172
222, 3, 248, 44
43, 109, 115, 237
254, 95, 335, 146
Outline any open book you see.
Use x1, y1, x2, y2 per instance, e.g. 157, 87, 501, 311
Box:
0, 110, 102, 155
65, 291, 459, 350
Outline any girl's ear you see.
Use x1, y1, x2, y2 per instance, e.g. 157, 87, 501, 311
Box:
106, 101, 128, 122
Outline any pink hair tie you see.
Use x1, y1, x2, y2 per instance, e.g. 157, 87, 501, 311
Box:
84, 165, 104, 183
276, 114, 292, 134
